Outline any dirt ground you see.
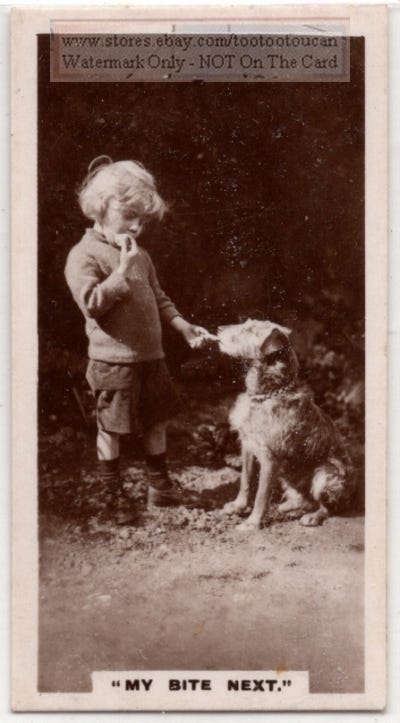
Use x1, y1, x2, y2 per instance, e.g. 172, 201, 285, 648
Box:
39, 389, 364, 695
39, 506, 364, 694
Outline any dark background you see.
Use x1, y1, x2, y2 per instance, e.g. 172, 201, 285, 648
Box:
38, 36, 364, 437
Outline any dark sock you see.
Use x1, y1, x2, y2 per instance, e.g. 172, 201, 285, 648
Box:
145, 452, 171, 490
97, 458, 120, 485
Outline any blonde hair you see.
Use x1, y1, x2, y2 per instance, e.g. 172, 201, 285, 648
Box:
78, 156, 167, 222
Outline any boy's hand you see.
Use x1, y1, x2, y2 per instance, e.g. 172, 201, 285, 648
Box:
171, 317, 216, 349
117, 235, 139, 275
184, 324, 212, 349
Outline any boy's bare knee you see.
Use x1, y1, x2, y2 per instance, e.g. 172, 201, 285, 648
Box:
144, 422, 167, 455
97, 429, 120, 460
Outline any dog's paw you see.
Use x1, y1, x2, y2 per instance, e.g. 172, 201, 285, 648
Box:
236, 518, 262, 532
300, 510, 326, 527
277, 500, 301, 514
223, 500, 248, 516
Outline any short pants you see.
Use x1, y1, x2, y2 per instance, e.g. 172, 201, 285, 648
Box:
86, 359, 182, 435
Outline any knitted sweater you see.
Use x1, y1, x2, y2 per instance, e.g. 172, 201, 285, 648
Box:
65, 229, 180, 363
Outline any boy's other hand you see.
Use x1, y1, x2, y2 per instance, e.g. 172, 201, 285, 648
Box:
118, 234, 139, 274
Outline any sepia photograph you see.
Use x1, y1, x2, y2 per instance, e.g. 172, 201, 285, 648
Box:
11, 5, 387, 712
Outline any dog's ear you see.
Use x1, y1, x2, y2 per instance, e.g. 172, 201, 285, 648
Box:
260, 328, 290, 356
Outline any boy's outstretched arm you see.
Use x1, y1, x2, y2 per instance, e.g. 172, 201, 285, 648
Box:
65, 247, 130, 319
146, 254, 210, 347
146, 253, 183, 325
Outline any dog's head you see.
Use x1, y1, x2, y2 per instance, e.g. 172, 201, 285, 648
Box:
217, 319, 291, 359
217, 319, 299, 392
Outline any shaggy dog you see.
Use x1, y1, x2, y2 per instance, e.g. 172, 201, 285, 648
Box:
217, 319, 354, 530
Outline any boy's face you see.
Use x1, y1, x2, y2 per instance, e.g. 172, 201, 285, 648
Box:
102, 201, 145, 239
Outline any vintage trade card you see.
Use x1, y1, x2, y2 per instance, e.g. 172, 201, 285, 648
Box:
11, 4, 387, 712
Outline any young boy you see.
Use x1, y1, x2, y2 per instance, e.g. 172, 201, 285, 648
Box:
65, 156, 209, 515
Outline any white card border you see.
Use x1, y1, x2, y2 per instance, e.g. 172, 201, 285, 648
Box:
9, 2, 388, 714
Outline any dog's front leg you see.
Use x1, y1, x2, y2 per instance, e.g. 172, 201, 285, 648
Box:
223, 446, 254, 515
237, 454, 275, 531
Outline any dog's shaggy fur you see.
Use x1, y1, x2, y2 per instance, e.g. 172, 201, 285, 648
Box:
218, 319, 354, 530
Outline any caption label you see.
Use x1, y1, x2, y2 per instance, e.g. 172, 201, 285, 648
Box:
111, 677, 293, 692
91, 670, 310, 709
